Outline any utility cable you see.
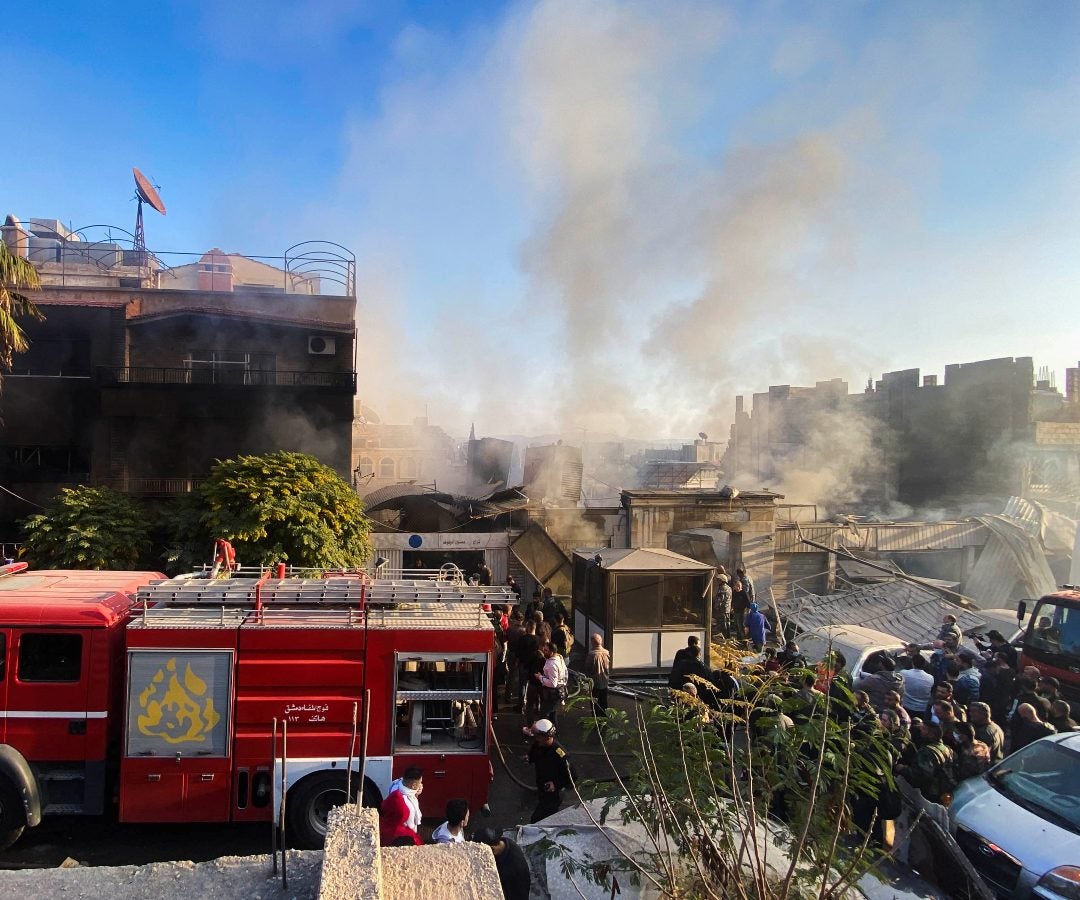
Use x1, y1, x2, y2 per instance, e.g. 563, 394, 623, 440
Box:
0, 484, 44, 508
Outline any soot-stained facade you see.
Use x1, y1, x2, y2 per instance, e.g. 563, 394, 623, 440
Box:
0, 223, 356, 537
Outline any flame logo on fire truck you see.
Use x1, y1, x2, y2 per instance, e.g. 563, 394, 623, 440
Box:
136, 657, 221, 745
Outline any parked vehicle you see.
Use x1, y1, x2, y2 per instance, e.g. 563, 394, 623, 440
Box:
1017, 588, 1080, 704
794, 624, 909, 680
0, 553, 514, 849
950, 732, 1080, 899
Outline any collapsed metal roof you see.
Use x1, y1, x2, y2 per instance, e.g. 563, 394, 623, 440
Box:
964, 514, 1058, 606
835, 555, 904, 582
364, 484, 529, 528
778, 580, 986, 647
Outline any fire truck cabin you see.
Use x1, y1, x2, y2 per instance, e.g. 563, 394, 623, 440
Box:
0, 568, 164, 845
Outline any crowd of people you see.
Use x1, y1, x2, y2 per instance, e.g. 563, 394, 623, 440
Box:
373, 582, 590, 900
380, 565, 1078, 894
670, 608, 1077, 824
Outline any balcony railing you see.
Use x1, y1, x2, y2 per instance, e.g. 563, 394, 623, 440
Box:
97, 367, 356, 389
103, 476, 205, 496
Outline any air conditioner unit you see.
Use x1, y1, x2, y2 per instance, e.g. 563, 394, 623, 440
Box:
308, 335, 336, 356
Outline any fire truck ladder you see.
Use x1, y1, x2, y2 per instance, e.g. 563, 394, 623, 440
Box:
135, 576, 518, 609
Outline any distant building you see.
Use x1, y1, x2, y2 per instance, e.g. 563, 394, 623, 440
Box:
467, 435, 515, 491
352, 408, 456, 496
637, 438, 725, 490
725, 356, 1075, 510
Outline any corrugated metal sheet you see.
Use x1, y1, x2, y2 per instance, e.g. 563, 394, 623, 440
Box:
1004, 496, 1078, 554
871, 522, 985, 551
773, 552, 830, 598
774, 521, 986, 553
836, 556, 903, 581
963, 516, 1058, 607
777, 581, 985, 647
773, 526, 857, 553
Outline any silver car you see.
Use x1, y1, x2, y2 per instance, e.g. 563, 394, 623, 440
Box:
950, 732, 1080, 899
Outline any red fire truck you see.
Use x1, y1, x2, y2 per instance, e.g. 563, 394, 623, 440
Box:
0, 560, 513, 849
1018, 587, 1080, 704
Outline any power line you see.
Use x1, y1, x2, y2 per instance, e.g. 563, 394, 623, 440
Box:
0, 484, 44, 508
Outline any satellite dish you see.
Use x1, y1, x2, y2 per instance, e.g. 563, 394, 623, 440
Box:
698, 432, 708, 441
133, 167, 166, 215
132, 166, 166, 258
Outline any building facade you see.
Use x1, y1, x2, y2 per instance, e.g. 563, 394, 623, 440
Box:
0, 217, 356, 536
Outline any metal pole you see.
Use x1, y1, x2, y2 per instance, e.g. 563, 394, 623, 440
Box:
280, 719, 288, 890
357, 689, 370, 811
346, 701, 358, 803
270, 717, 278, 876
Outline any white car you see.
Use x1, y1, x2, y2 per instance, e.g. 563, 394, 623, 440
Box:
793, 624, 909, 681
950, 732, 1080, 899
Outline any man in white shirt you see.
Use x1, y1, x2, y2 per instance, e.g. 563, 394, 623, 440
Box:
432, 798, 469, 844
387, 766, 423, 833
900, 653, 935, 722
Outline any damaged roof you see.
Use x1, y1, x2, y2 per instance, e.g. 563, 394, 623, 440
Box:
364, 484, 529, 523
964, 514, 1058, 606
779, 580, 986, 647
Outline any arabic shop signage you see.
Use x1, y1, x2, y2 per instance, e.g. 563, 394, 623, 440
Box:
376, 533, 509, 550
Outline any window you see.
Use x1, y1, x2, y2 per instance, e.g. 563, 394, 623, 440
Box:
185, 351, 275, 385
18, 633, 82, 682
613, 574, 705, 629
379, 458, 395, 478
125, 650, 233, 757
394, 653, 486, 753
357, 457, 374, 477
614, 575, 661, 628
662, 575, 705, 626
0, 445, 90, 482
400, 457, 416, 479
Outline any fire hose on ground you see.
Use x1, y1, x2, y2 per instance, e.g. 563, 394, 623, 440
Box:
488, 721, 538, 791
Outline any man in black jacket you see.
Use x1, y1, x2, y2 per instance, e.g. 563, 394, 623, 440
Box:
472, 827, 531, 900
525, 718, 573, 823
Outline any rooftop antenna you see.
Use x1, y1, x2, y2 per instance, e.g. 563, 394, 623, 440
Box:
132, 167, 166, 262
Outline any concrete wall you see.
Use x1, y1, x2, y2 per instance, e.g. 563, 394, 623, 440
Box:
622, 490, 781, 602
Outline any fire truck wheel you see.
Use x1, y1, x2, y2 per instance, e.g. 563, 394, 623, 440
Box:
0, 778, 25, 850
287, 772, 377, 849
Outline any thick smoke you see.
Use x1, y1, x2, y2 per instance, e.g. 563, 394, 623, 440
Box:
727, 397, 896, 517
325, 0, 1077, 454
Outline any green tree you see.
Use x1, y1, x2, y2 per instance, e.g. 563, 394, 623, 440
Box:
185, 451, 372, 569
21, 486, 153, 569
0, 241, 44, 388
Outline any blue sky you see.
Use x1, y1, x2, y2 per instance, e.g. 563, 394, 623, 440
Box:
4, 1, 1079, 438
